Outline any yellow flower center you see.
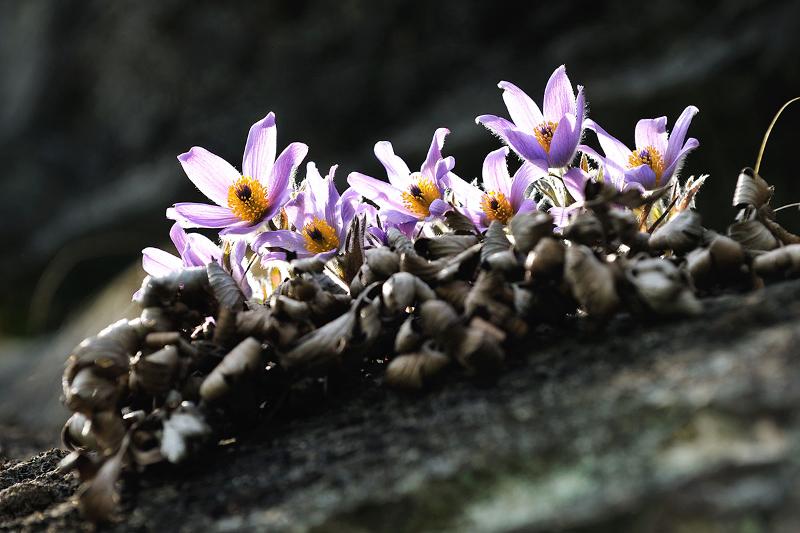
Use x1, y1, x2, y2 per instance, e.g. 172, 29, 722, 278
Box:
227, 176, 270, 224
302, 217, 340, 254
534, 121, 559, 154
628, 146, 666, 186
401, 174, 441, 218
480, 191, 513, 224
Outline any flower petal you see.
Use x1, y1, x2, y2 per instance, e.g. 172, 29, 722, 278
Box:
183, 233, 221, 266
543, 65, 576, 122
662, 137, 700, 183
516, 198, 537, 215
634, 117, 668, 154
168, 223, 188, 257
562, 167, 589, 202
374, 141, 411, 188
142, 247, 182, 277
167, 203, 239, 228
242, 112, 277, 181
220, 221, 260, 236
442, 172, 484, 210
267, 141, 308, 211
421, 128, 450, 180
585, 119, 632, 168
177, 147, 239, 206
665, 105, 699, 165
498, 81, 544, 132
434, 156, 455, 183
623, 164, 658, 190
347, 171, 405, 210
253, 229, 308, 254
548, 113, 579, 168
510, 161, 547, 212
428, 198, 452, 218
475, 114, 517, 137
502, 127, 549, 165
481, 146, 511, 197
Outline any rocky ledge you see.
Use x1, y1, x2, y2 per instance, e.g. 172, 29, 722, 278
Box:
3, 279, 800, 532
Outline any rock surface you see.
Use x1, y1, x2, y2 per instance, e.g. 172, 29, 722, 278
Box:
3, 280, 800, 531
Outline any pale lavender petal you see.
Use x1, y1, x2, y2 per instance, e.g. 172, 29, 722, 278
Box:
634, 117, 668, 153
421, 128, 450, 180
242, 112, 277, 181
549, 204, 582, 228
548, 113, 579, 168
347, 172, 405, 211
374, 141, 411, 188
142, 247, 182, 277
481, 146, 511, 196
498, 81, 544, 131
324, 169, 339, 227
665, 105, 699, 165
510, 161, 547, 212
623, 164, 658, 190
475, 114, 517, 137
283, 191, 306, 229
303, 162, 329, 221
585, 119, 632, 168
168, 223, 188, 257
442, 172, 484, 210
220, 221, 260, 236
267, 141, 308, 206
339, 187, 360, 231
542, 65, 576, 122
662, 137, 700, 183
183, 233, 221, 266
167, 203, 239, 228
382, 209, 419, 226
229, 239, 253, 299
178, 147, 239, 206
502, 127, 549, 164
516, 199, 537, 215
562, 167, 589, 202
434, 156, 455, 183
252, 230, 307, 254
428, 198, 451, 217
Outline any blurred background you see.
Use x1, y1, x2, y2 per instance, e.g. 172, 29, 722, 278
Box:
0, 0, 798, 441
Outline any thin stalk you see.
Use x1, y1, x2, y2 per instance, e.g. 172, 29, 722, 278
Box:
755, 96, 800, 175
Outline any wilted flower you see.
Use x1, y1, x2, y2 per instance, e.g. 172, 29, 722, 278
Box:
445, 147, 545, 229
137, 223, 253, 298
167, 112, 308, 235
476, 65, 585, 170
585, 106, 699, 190
347, 128, 455, 225
253, 163, 358, 260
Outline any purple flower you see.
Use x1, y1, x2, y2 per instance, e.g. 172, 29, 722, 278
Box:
476, 65, 585, 169
136, 223, 253, 298
253, 163, 358, 261
445, 146, 546, 229
167, 112, 308, 235
347, 128, 455, 224
585, 106, 699, 190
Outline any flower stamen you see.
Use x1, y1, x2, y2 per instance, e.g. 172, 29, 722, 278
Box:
227, 176, 270, 224
534, 121, 559, 154
401, 174, 441, 218
628, 146, 666, 186
302, 217, 340, 254
481, 191, 513, 224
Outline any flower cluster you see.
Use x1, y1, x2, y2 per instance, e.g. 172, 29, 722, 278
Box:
142, 65, 701, 299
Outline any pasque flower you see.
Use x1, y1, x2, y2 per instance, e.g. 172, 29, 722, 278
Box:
445, 146, 546, 229
347, 128, 455, 226
253, 163, 358, 261
585, 106, 699, 190
476, 65, 585, 169
167, 112, 308, 235
137, 223, 252, 298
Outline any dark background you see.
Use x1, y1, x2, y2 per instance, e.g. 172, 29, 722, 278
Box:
1, 0, 798, 335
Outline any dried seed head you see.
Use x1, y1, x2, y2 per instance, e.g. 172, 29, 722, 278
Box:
414, 234, 479, 259
381, 272, 419, 315
524, 237, 565, 280
394, 316, 423, 354
626, 257, 702, 316
134, 307, 174, 334
385, 343, 450, 389
134, 266, 211, 309
399, 253, 447, 283
434, 280, 471, 312
65, 367, 121, 414
649, 210, 704, 254
509, 212, 555, 255
131, 345, 179, 395
753, 244, 800, 279
364, 247, 401, 277
62, 412, 98, 452
68, 319, 138, 381
564, 245, 620, 318
281, 308, 357, 373
200, 337, 265, 403
418, 299, 462, 342
481, 220, 513, 262
732, 167, 772, 209
270, 294, 313, 321
728, 219, 780, 251
562, 212, 605, 246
